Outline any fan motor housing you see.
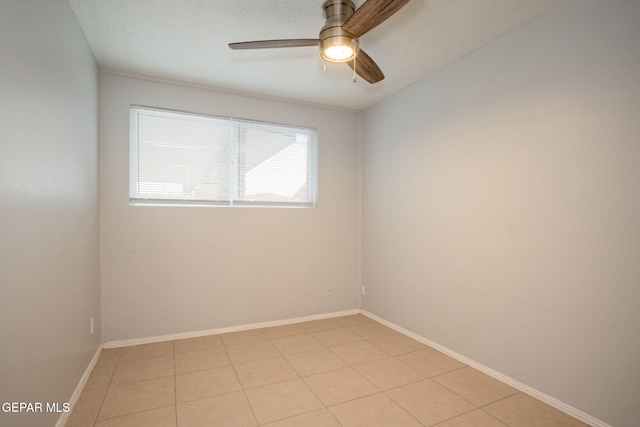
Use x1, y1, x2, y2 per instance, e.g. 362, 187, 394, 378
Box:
320, 0, 358, 62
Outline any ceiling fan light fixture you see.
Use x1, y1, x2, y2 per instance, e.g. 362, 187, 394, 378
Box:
229, 0, 408, 84
320, 36, 358, 62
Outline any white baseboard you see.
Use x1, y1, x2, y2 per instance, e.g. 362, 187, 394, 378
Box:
360, 310, 610, 427
103, 309, 360, 349
56, 345, 102, 427
66, 309, 608, 427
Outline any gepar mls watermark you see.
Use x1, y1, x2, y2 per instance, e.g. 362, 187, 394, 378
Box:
2, 402, 70, 413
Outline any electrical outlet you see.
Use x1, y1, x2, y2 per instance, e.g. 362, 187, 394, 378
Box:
90, 317, 95, 335
360, 285, 366, 296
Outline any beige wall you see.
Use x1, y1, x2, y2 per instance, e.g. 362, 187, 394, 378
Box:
0, 1, 101, 426
361, 1, 640, 426
100, 73, 361, 342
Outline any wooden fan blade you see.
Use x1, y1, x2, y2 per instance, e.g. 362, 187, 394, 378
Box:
347, 49, 384, 84
228, 39, 320, 50
343, 0, 411, 38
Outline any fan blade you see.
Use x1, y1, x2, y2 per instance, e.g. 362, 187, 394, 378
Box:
343, 0, 411, 37
347, 49, 384, 84
229, 39, 320, 50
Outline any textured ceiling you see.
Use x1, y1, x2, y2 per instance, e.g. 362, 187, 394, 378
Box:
69, 0, 558, 110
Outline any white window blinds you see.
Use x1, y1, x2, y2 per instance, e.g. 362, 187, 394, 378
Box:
130, 106, 317, 207
236, 120, 315, 206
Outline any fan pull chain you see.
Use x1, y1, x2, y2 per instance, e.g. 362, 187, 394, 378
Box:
352, 40, 358, 83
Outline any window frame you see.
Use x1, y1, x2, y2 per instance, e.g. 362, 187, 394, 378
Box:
129, 105, 318, 208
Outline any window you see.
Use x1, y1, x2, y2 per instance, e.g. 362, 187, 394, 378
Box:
129, 106, 317, 207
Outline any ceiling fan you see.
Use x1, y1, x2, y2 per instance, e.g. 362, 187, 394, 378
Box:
228, 0, 411, 84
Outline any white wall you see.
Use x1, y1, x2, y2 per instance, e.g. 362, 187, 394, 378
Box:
0, 1, 100, 426
361, 1, 640, 426
100, 73, 361, 342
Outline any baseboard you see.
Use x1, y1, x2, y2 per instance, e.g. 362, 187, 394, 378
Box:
360, 310, 610, 427
56, 345, 102, 427
69, 309, 608, 426
103, 309, 360, 349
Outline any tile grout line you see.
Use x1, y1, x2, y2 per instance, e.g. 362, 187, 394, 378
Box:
261, 323, 374, 426
242, 320, 376, 425
172, 340, 178, 427
276, 324, 431, 425
429, 407, 490, 427
477, 407, 510, 427
92, 349, 122, 426
262, 325, 329, 425
221, 331, 261, 426
91, 345, 176, 425
83, 315, 540, 427
93, 360, 170, 422
98, 318, 425, 424
428, 365, 522, 425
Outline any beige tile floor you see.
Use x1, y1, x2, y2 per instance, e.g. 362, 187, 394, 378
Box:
67, 314, 588, 426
